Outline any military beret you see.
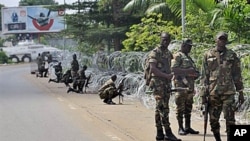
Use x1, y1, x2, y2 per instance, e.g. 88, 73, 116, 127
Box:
216, 31, 228, 40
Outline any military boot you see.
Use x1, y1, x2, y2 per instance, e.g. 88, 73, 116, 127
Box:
165, 128, 182, 141
213, 132, 221, 141
156, 128, 164, 140
67, 87, 73, 93
178, 120, 187, 135
227, 132, 230, 141
184, 116, 199, 134
103, 98, 109, 104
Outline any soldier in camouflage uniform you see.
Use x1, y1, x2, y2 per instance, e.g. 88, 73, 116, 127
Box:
148, 32, 181, 141
171, 39, 200, 136
36, 53, 43, 73
48, 62, 63, 83
98, 74, 117, 105
70, 54, 79, 89
200, 31, 245, 141
67, 65, 88, 94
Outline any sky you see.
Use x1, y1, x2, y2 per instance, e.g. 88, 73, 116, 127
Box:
0, 0, 69, 7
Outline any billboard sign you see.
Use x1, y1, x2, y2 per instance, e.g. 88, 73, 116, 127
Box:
1, 6, 64, 34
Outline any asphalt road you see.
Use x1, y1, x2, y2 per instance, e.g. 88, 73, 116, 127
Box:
0, 64, 124, 141
0, 63, 228, 141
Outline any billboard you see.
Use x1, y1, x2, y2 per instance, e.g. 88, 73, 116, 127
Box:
1, 6, 65, 34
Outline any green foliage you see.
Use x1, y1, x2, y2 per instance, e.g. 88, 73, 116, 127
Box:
220, 0, 250, 43
19, 0, 57, 6
76, 42, 98, 56
0, 51, 9, 64
122, 13, 181, 52
185, 11, 215, 44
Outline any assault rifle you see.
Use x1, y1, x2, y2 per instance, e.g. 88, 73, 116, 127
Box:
172, 69, 200, 79
83, 74, 92, 93
202, 97, 209, 141
116, 78, 128, 104
145, 87, 190, 94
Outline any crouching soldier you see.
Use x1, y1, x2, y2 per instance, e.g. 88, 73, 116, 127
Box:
61, 69, 73, 87
37, 61, 48, 77
98, 74, 119, 105
67, 65, 88, 94
48, 62, 63, 83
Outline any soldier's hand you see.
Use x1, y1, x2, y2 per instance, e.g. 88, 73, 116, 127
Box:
201, 96, 207, 104
238, 91, 244, 105
165, 73, 173, 80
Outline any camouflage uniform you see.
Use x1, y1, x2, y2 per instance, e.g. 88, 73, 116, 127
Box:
49, 63, 63, 83
71, 57, 79, 88
98, 79, 116, 100
201, 47, 244, 136
36, 54, 43, 72
171, 51, 198, 132
148, 45, 173, 132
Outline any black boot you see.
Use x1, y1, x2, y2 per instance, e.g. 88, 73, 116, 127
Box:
103, 98, 109, 104
185, 116, 199, 134
107, 99, 116, 105
178, 128, 187, 136
178, 120, 187, 135
165, 128, 181, 141
213, 132, 221, 141
227, 133, 230, 141
156, 128, 164, 140
67, 88, 73, 93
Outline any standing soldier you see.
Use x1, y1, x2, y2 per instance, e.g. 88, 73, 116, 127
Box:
147, 32, 181, 141
47, 52, 53, 64
200, 31, 245, 141
70, 54, 79, 89
171, 39, 200, 135
36, 53, 43, 74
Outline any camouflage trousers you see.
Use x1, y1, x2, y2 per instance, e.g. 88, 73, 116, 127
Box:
99, 87, 116, 100
175, 91, 194, 122
208, 94, 236, 134
150, 78, 171, 130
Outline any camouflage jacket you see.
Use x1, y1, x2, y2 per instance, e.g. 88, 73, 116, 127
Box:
201, 47, 244, 96
78, 69, 87, 80
54, 64, 62, 73
171, 51, 198, 91
148, 45, 173, 76
71, 59, 79, 72
98, 79, 116, 93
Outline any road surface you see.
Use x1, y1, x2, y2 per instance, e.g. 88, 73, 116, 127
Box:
0, 64, 227, 141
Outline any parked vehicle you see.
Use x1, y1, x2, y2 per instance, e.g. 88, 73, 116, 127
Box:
0, 41, 62, 63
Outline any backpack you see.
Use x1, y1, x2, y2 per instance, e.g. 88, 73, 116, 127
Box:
143, 54, 151, 86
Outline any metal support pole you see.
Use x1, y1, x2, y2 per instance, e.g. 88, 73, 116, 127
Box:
181, 0, 186, 39
63, 0, 66, 60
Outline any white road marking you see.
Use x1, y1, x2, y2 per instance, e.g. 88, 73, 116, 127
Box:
57, 97, 64, 101
68, 104, 77, 110
105, 132, 122, 140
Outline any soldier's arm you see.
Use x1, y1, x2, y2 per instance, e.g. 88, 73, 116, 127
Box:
232, 54, 244, 92
150, 62, 173, 80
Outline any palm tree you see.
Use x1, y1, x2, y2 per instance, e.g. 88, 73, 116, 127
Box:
123, 0, 182, 25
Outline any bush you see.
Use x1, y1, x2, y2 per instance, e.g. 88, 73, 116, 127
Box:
0, 51, 9, 64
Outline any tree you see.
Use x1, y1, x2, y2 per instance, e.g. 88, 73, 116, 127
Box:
219, 0, 250, 43
122, 13, 181, 52
19, 0, 58, 6
123, 0, 182, 25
